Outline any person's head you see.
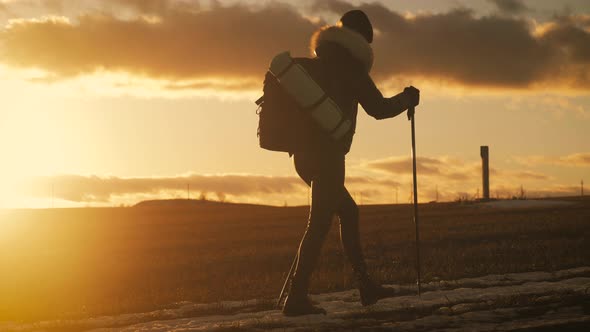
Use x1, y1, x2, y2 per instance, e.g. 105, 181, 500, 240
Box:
338, 10, 373, 43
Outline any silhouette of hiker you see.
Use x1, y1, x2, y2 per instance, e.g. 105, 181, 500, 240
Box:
283, 10, 420, 316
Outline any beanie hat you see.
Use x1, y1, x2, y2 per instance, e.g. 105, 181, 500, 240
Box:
339, 10, 373, 43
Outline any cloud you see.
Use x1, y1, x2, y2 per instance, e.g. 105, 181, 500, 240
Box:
15, 171, 405, 208
517, 153, 590, 167
108, 0, 183, 14
27, 172, 409, 204
492, 169, 551, 181
561, 153, 590, 166
163, 79, 259, 92
510, 170, 551, 181
365, 156, 476, 181
1, 0, 590, 92
361, 154, 560, 201
488, 0, 529, 14
313, 0, 590, 90
0, 0, 63, 13
0, 1, 319, 86
28, 173, 307, 202
346, 175, 401, 187
23, 157, 562, 206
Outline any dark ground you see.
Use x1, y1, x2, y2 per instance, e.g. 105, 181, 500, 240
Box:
0, 196, 589, 322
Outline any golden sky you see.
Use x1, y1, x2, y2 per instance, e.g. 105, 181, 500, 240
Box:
0, 0, 589, 207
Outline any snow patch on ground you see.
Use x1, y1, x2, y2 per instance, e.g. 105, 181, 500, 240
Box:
479, 200, 575, 210
3, 267, 589, 331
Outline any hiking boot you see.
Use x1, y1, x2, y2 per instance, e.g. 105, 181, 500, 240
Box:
358, 275, 398, 306
282, 295, 327, 316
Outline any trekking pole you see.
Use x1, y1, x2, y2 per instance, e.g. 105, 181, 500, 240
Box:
277, 252, 298, 308
408, 106, 422, 296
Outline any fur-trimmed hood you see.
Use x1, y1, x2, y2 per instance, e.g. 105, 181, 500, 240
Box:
310, 25, 374, 72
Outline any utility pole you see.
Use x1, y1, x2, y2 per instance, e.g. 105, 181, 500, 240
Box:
435, 185, 439, 202
187, 184, 190, 200
582, 180, 584, 197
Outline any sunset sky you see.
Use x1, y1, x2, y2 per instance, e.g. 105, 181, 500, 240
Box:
0, 0, 588, 208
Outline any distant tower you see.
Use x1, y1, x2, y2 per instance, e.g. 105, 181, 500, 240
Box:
480, 146, 490, 200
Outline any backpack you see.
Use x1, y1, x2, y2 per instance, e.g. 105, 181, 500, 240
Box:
256, 70, 310, 154
256, 52, 352, 154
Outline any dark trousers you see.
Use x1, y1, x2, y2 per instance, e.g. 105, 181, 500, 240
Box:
290, 150, 367, 296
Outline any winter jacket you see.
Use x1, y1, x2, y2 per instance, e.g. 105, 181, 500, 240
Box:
296, 25, 408, 155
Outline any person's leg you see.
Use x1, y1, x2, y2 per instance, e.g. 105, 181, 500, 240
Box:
337, 189, 367, 275
288, 173, 338, 294
337, 187, 399, 306
283, 152, 344, 315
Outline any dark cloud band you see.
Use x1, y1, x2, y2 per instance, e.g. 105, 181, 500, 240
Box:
0, 0, 589, 90
488, 0, 529, 14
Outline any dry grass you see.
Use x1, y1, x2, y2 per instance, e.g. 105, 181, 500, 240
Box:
0, 197, 589, 322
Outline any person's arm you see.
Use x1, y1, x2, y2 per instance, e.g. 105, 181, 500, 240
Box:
358, 73, 419, 120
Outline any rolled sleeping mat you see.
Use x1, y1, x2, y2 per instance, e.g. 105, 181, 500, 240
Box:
269, 51, 352, 141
